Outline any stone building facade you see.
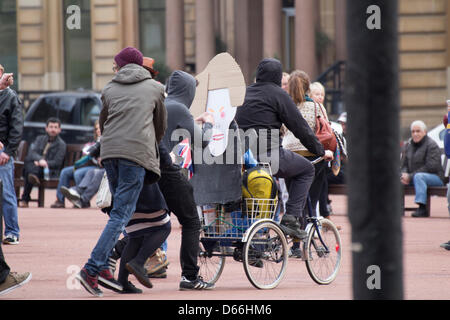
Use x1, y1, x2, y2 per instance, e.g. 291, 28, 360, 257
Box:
0, 0, 448, 131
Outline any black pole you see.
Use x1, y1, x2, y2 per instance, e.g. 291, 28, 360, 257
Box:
346, 0, 403, 299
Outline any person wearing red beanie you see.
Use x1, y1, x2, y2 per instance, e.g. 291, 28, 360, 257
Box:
114, 47, 144, 69
76, 47, 167, 297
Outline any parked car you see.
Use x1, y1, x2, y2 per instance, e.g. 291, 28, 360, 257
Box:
22, 91, 102, 145
428, 123, 445, 149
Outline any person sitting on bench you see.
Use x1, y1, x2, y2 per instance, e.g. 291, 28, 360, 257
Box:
400, 120, 444, 217
19, 118, 66, 208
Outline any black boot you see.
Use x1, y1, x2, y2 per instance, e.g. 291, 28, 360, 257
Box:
280, 215, 308, 239
412, 204, 428, 217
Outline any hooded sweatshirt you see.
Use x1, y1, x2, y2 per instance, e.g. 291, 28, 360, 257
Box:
235, 58, 324, 157
160, 70, 213, 169
99, 63, 166, 183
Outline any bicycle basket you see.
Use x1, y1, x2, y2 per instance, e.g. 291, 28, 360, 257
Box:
242, 198, 278, 220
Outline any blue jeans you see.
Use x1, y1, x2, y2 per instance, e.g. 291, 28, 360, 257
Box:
0, 156, 19, 238
411, 172, 444, 205
84, 158, 145, 275
56, 166, 95, 203
447, 183, 450, 215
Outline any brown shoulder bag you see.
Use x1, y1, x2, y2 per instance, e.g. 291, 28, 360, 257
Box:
314, 102, 337, 152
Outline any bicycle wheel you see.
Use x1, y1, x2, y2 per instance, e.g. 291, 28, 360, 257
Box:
198, 240, 226, 285
304, 218, 342, 285
243, 221, 288, 289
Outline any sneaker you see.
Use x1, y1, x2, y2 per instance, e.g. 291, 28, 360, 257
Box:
120, 281, 143, 294
279, 215, 308, 240
50, 200, 65, 208
148, 266, 167, 279
27, 173, 40, 186
98, 268, 123, 292
0, 272, 32, 296
76, 268, 103, 297
144, 248, 169, 274
126, 260, 153, 288
289, 247, 303, 259
179, 276, 215, 291
440, 241, 450, 251
61, 187, 82, 208
3, 235, 19, 245
108, 256, 117, 275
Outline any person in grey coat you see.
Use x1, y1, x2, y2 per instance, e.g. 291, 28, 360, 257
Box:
77, 47, 167, 297
401, 120, 444, 217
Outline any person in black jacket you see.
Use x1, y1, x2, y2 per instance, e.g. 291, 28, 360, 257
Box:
235, 58, 333, 239
19, 118, 66, 208
401, 120, 444, 217
0, 71, 32, 294
0, 70, 24, 245
158, 71, 216, 290
107, 71, 216, 291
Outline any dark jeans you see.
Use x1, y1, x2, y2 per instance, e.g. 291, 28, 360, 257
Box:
118, 223, 171, 285
0, 180, 11, 284
273, 148, 315, 220
21, 161, 43, 202
158, 169, 201, 280
84, 159, 145, 275
306, 157, 329, 218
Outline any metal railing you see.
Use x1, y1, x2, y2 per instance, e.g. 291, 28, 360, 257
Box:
315, 60, 346, 119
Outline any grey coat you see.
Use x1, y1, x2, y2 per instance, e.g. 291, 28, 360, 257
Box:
401, 136, 444, 182
99, 63, 167, 183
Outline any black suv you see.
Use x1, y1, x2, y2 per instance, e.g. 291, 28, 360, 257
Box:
22, 91, 102, 145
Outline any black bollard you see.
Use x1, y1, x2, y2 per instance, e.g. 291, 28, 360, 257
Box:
346, 0, 403, 299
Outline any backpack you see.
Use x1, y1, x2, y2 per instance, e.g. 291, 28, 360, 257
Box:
242, 166, 278, 218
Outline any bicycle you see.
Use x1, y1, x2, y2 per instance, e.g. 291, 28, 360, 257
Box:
289, 157, 342, 285
197, 160, 342, 289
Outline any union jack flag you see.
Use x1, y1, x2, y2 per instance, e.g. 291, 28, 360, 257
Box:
178, 138, 194, 179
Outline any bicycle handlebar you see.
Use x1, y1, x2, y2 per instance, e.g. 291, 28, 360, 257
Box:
310, 157, 324, 165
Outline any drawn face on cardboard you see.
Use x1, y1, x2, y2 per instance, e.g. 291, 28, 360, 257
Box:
206, 88, 236, 157
190, 53, 246, 157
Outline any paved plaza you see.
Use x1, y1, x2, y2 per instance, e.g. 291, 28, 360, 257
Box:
1, 190, 449, 300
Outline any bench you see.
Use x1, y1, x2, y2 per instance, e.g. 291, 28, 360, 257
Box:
328, 183, 447, 217
328, 151, 449, 217
14, 141, 85, 207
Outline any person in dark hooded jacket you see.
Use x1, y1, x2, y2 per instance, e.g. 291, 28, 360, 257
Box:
235, 58, 333, 239
157, 70, 216, 290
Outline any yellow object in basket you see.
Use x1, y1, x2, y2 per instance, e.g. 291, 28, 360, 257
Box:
242, 167, 278, 219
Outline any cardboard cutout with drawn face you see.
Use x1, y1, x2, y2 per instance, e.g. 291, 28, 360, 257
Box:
190, 53, 246, 157
206, 88, 236, 157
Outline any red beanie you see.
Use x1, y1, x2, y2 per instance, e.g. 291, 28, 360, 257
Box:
114, 47, 144, 69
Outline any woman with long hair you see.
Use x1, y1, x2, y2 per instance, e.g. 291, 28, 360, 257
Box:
282, 70, 335, 256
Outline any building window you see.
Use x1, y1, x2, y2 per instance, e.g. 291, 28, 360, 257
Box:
282, 8, 295, 72
0, 0, 18, 90
139, 0, 166, 66
63, 0, 92, 90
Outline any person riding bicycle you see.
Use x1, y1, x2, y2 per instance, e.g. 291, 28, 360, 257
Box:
235, 58, 333, 240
